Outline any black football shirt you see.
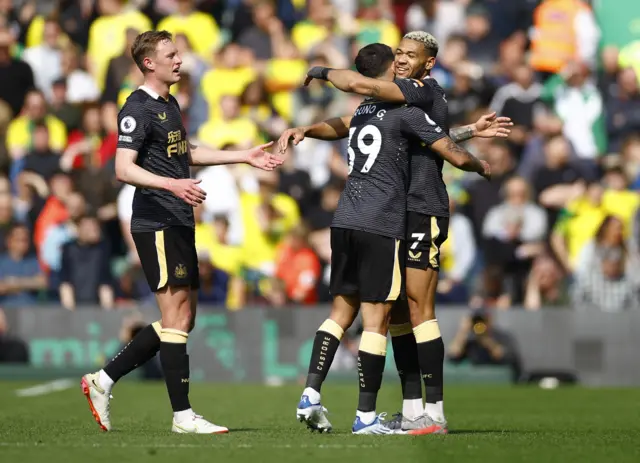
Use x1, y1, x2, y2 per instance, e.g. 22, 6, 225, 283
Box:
395, 77, 452, 218
331, 97, 447, 240
116, 87, 194, 232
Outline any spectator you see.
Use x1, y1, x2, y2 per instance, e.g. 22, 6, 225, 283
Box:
534, 135, 587, 228
437, 197, 476, 304
22, 17, 63, 101
197, 95, 261, 149
240, 170, 300, 292
59, 215, 114, 310
464, 139, 515, 242
354, 0, 400, 50
0, 26, 34, 118
483, 176, 547, 303
5, 89, 67, 161
86, 0, 152, 91
274, 224, 321, 305
0, 308, 29, 364
404, 0, 465, 45
606, 68, 640, 153
237, 0, 284, 61
156, 0, 221, 62
0, 224, 46, 307
48, 77, 82, 132
102, 27, 139, 106
240, 78, 288, 141
62, 104, 117, 171
524, 253, 568, 310
448, 309, 521, 382
195, 213, 245, 310
59, 44, 100, 104
291, 0, 335, 56
0, 192, 14, 254
41, 192, 87, 277
463, 4, 501, 73
197, 256, 230, 306
430, 33, 467, 90
572, 246, 640, 312
200, 43, 257, 123
489, 63, 542, 139
278, 147, 314, 217
33, 172, 73, 264
529, 0, 600, 77
575, 215, 638, 279
22, 123, 62, 183
624, 136, 640, 189
551, 181, 606, 273
540, 61, 606, 162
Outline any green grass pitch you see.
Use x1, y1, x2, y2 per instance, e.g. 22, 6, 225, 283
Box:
1, 381, 639, 463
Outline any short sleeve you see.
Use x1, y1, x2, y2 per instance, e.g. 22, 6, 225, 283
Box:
117, 101, 150, 152
393, 78, 434, 111
401, 106, 447, 146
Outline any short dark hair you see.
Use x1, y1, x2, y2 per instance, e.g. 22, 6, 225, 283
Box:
131, 30, 173, 73
354, 43, 394, 78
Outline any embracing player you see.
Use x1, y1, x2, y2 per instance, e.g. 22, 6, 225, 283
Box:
80, 30, 281, 434
281, 33, 509, 434
284, 42, 493, 434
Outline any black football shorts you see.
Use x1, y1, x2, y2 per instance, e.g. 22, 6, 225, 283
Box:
132, 226, 200, 292
405, 212, 449, 271
330, 227, 405, 303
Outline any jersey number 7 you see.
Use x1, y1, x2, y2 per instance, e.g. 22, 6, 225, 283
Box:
347, 124, 382, 175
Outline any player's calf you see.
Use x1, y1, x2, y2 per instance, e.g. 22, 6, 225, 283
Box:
352, 303, 393, 434
297, 296, 358, 432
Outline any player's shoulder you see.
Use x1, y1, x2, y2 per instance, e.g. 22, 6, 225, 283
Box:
119, 89, 153, 115
423, 76, 445, 94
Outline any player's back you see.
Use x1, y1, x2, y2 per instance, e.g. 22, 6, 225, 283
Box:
407, 77, 451, 218
332, 99, 413, 240
117, 88, 194, 232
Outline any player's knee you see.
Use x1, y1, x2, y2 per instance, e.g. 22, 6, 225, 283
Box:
408, 297, 436, 326
328, 297, 358, 330
361, 302, 392, 335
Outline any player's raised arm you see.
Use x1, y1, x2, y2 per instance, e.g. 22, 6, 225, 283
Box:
187, 141, 282, 171
450, 112, 513, 143
306, 67, 411, 102
277, 116, 352, 153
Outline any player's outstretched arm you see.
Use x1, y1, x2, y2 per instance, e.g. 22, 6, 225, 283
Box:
430, 136, 491, 179
277, 116, 352, 153
188, 141, 283, 171
306, 67, 408, 102
450, 112, 513, 143
115, 148, 207, 207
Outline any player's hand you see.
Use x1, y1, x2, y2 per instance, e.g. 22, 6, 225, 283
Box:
167, 178, 207, 207
304, 66, 331, 86
474, 112, 513, 138
246, 141, 283, 171
479, 160, 491, 180
277, 128, 306, 153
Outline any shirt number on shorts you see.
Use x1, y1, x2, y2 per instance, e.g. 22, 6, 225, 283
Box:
347, 124, 382, 174
410, 233, 425, 250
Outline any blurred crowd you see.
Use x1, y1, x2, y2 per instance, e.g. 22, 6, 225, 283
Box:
0, 0, 639, 313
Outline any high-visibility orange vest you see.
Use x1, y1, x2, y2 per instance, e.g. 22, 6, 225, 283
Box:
530, 0, 588, 73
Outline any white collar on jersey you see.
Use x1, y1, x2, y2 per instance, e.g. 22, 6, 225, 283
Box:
138, 85, 168, 101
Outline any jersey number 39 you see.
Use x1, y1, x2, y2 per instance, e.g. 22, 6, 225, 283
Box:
347, 124, 382, 175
